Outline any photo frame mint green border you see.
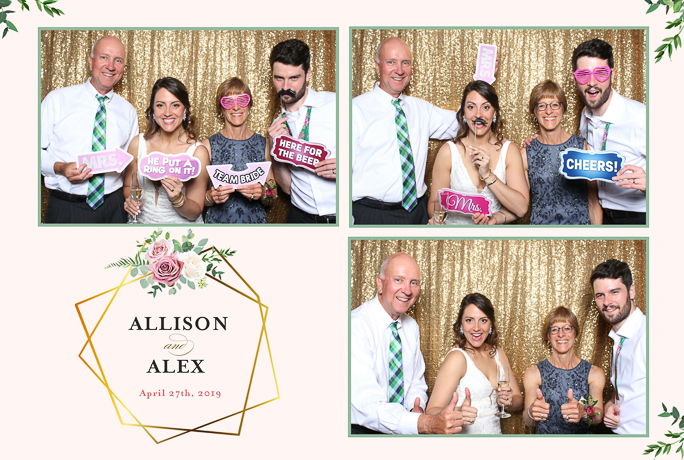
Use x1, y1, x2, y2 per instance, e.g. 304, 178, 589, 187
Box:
347, 236, 649, 437
37, 27, 339, 228
347, 27, 649, 229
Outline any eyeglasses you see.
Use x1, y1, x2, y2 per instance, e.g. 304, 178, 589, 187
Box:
220, 93, 251, 110
549, 325, 574, 335
573, 66, 612, 85
536, 101, 562, 111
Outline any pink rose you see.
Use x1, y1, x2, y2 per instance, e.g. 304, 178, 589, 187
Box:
151, 254, 184, 286
146, 239, 174, 262
586, 406, 595, 416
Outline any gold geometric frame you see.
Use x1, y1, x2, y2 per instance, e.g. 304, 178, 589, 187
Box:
75, 246, 279, 443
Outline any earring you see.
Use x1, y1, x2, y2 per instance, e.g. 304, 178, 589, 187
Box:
489, 328, 492, 335
492, 115, 497, 123
459, 327, 463, 334
183, 112, 187, 121
463, 116, 467, 123
533, 116, 537, 123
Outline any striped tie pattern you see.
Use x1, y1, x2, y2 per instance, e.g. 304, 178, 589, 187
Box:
388, 321, 404, 405
86, 95, 108, 210
391, 99, 418, 212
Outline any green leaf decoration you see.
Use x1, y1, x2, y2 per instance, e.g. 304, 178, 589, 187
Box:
0, 0, 12, 8
198, 238, 208, 247
130, 267, 138, 277
140, 278, 148, 289
674, 407, 680, 420
180, 274, 187, 284
648, 2, 661, 11
0, 12, 7, 22
165, 232, 170, 240
661, 412, 673, 417
35, 0, 42, 12
140, 266, 149, 275
45, 6, 53, 16
188, 280, 196, 290
169, 288, 176, 295
176, 282, 181, 290
104, 256, 138, 269
6, 19, 16, 31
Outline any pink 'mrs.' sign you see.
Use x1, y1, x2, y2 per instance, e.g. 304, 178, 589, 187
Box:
206, 162, 271, 189
439, 188, 493, 216
77, 148, 133, 174
473, 44, 497, 84
138, 152, 202, 182
270, 134, 331, 173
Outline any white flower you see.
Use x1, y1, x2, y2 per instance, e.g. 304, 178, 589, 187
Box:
179, 251, 207, 281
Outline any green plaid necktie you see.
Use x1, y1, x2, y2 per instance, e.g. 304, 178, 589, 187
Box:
86, 95, 108, 210
391, 99, 418, 212
388, 321, 404, 405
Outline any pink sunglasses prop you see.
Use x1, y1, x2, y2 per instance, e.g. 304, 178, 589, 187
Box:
573, 66, 612, 85
220, 93, 251, 110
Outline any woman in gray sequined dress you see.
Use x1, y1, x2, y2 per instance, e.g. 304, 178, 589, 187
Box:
202, 78, 275, 224
522, 81, 602, 225
522, 307, 605, 433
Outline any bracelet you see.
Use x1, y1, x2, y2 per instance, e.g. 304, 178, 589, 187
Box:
204, 191, 214, 205
527, 405, 533, 420
486, 176, 498, 187
172, 193, 186, 208
497, 211, 507, 224
480, 170, 492, 181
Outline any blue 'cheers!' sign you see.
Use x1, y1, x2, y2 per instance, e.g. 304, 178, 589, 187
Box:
558, 148, 626, 182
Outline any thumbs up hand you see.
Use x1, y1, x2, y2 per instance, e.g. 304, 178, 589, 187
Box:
560, 389, 585, 424
530, 388, 550, 422
458, 387, 478, 426
411, 397, 424, 414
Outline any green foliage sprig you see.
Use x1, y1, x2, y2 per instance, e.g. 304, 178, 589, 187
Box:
0, 0, 64, 39
644, 403, 684, 458
105, 228, 236, 298
646, 0, 684, 62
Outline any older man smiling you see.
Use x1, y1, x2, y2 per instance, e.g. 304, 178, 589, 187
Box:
352, 37, 462, 225
41, 35, 139, 223
351, 252, 464, 434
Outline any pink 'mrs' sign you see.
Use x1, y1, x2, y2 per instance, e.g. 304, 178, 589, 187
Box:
270, 134, 331, 173
439, 188, 493, 216
473, 44, 497, 84
138, 152, 201, 182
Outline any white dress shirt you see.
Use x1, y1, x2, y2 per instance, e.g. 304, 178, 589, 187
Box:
282, 87, 336, 216
41, 78, 139, 195
352, 83, 461, 202
580, 90, 646, 212
351, 295, 428, 434
608, 307, 646, 434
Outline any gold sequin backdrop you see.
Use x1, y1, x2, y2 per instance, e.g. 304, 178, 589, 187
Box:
351, 29, 646, 224
350, 239, 646, 434
40, 29, 337, 223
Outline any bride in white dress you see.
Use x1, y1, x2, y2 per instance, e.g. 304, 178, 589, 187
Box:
123, 77, 209, 224
426, 293, 523, 434
428, 81, 529, 225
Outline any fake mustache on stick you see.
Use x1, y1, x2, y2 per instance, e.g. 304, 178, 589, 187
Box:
278, 89, 297, 97
472, 117, 488, 125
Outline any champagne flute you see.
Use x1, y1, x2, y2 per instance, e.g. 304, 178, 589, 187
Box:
434, 198, 448, 225
495, 363, 511, 418
130, 161, 143, 224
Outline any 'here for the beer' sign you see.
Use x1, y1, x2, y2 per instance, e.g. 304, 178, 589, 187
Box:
270, 134, 331, 173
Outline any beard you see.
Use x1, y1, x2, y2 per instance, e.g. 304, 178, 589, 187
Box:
580, 83, 612, 111
600, 300, 632, 326
280, 86, 306, 107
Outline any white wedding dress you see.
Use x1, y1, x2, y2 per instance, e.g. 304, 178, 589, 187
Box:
132, 134, 204, 224
444, 141, 509, 225
446, 347, 503, 434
